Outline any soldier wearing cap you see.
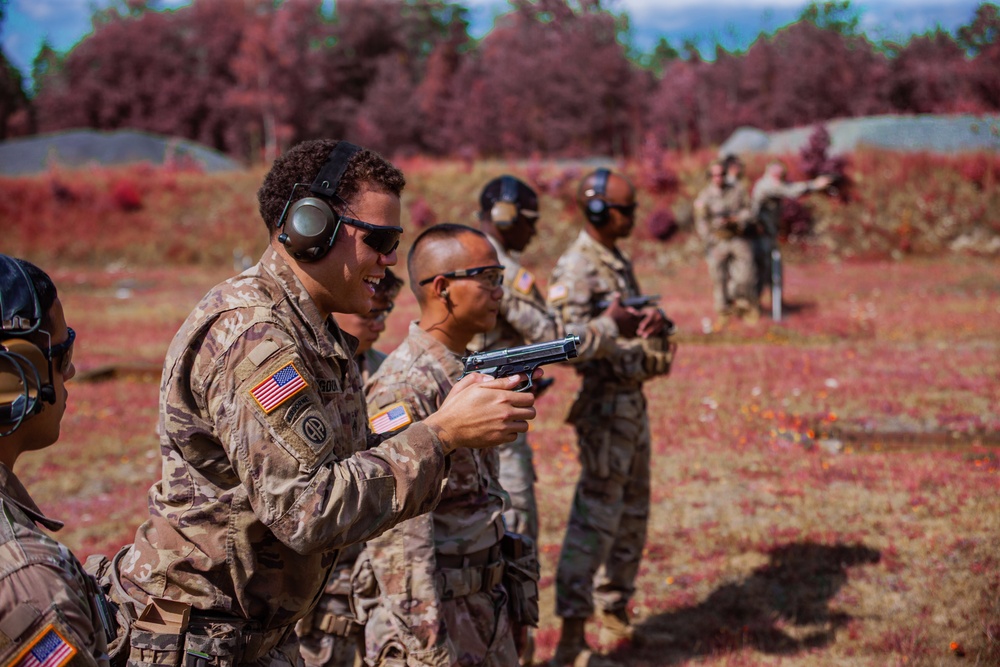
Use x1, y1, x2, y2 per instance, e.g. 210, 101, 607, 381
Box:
0, 255, 110, 667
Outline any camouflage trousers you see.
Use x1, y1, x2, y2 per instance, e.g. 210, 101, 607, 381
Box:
706, 237, 757, 313
363, 587, 517, 666
498, 431, 539, 544
556, 389, 651, 618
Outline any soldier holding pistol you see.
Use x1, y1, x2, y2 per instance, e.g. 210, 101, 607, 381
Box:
357, 223, 538, 667
547, 169, 675, 666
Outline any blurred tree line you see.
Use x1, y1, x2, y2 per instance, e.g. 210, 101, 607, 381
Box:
1, 0, 998, 161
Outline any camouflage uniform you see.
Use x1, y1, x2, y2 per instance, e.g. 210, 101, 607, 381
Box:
547, 230, 659, 620
750, 173, 817, 296
693, 180, 757, 313
0, 463, 110, 667
359, 323, 517, 667
469, 234, 618, 544
117, 248, 448, 667
295, 347, 390, 667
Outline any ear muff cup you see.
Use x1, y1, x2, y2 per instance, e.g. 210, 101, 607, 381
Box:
0, 339, 47, 426
586, 198, 609, 227
281, 198, 342, 261
581, 168, 612, 227
491, 200, 519, 228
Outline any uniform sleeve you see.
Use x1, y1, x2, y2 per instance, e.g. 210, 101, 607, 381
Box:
0, 526, 109, 667
200, 324, 447, 556
502, 288, 617, 362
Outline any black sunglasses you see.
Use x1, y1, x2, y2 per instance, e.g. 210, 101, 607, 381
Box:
46, 327, 75, 376
418, 264, 506, 287
339, 216, 403, 256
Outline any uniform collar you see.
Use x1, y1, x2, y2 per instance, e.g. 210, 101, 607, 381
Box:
409, 321, 465, 365
577, 229, 628, 272
0, 462, 64, 531
259, 246, 341, 358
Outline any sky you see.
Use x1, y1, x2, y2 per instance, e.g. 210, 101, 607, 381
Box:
0, 0, 989, 85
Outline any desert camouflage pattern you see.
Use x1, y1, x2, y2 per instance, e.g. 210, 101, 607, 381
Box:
296, 347, 390, 667
0, 464, 110, 667
118, 247, 448, 640
360, 323, 516, 667
694, 181, 757, 312
470, 234, 618, 544
546, 230, 653, 620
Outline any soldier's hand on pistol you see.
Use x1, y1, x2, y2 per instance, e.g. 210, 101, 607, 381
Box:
600, 292, 641, 338
425, 370, 541, 453
637, 306, 670, 339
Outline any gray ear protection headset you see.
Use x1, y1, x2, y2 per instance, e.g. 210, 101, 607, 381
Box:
491, 175, 520, 229
582, 168, 611, 227
0, 255, 55, 435
276, 141, 362, 262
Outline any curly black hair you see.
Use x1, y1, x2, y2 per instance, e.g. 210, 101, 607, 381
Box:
257, 140, 406, 235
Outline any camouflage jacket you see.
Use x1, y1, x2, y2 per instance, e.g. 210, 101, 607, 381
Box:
547, 230, 656, 393
751, 173, 814, 237
0, 464, 109, 667
119, 247, 448, 631
693, 181, 753, 242
362, 323, 508, 665
469, 234, 618, 359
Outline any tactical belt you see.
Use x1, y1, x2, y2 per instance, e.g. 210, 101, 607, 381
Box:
435, 544, 504, 600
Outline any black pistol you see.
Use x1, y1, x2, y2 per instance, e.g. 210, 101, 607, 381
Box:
594, 294, 660, 310
462, 335, 580, 392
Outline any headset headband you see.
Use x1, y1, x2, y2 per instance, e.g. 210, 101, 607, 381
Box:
0, 255, 41, 336
499, 175, 518, 205
310, 142, 362, 200
592, 168, 610, 198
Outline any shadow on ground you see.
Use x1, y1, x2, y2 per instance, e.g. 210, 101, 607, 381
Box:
610, 541, 881, 665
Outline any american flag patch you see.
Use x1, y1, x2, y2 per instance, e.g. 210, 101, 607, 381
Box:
547, 283, 569, 304
250, 363, 307, 413
369, 402, 412, 434
513, 268, 535, 295
11, 626, 77, 667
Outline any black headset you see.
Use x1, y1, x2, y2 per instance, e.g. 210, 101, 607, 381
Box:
581, 168, 611, 227
490, 175, 520, 229
276, 141, 362, 262
1, 255, 55, 435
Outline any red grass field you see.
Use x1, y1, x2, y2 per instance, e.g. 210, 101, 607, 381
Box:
6, 155, 999, 666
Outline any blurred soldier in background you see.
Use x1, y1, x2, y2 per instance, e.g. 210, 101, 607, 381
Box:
474, 175, 639, 666
547, 169, 675, 666
296, 268, 404, 667
750, 161, 832, 303
111, 140, 536, 667
694, 160, 758, 328
722, 154, 747, 193
0, 255, 110, 667
358, 224, 531, 667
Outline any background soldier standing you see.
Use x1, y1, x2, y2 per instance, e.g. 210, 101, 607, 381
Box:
693, 160, 758, 327
295, 268, 405, 667
547, 169, 675, 666
0, 255, 110, 667
112, 141, 537, 667
360, 224, 527, 666
750, 161, 833, 303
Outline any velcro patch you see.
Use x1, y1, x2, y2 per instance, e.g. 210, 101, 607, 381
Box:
9, 624, 77, 667
513, 268, 535, 295
547, 283, 569, 304
369, 402, 413, 435
249, 362, 307, 414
